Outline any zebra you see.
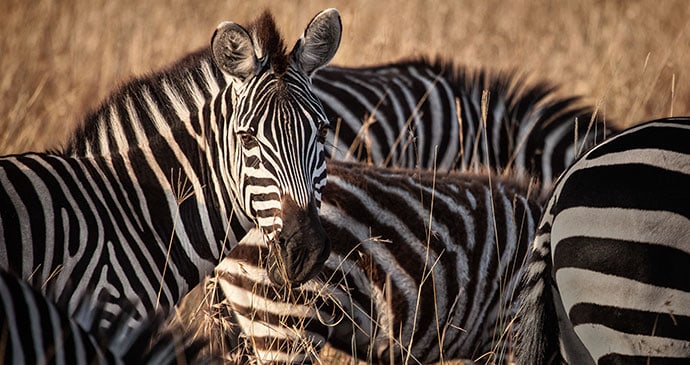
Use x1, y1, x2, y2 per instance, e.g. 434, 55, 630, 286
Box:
514, 117, 690, 364
0, 9, 341, 327
178, 159, 544, 364
0, 269, 207, 364
312, 60, 614, 189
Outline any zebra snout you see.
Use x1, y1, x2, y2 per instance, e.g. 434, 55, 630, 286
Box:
267, 196, 330, 287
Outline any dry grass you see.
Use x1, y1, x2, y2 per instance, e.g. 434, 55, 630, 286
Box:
1, 0, 689, 154
1, 0, 688, 363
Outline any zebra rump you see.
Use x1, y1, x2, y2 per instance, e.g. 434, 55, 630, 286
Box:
314, 59, 614, 189
182, 160, 544, 364
514, 117, 690, 364
0, 269, 208, 364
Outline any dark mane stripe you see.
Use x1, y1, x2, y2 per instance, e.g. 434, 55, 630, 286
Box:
63, 11, 294, 156
248, 11, 288, 75
60, 47, 220, 156
312, 56, 613, 191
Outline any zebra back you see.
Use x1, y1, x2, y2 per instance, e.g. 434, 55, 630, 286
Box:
0, 269, 208, 364
314, 59, 613, 189
514, 117, 690, 364
183, 160, 544, 364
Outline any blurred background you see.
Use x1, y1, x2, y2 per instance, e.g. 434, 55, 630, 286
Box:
1, 0, 689, 154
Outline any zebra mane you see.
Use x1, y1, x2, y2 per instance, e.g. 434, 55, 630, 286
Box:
248, 10, 289, 75
381, 56, 611, 189
332, 55, 603, 137
60, 11, 293, 156
327, 159, 542, 203
59, 46, 219, 155
413, 56, 601, 129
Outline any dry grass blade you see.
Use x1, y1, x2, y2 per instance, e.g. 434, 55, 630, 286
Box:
2, 2, 689, 364
157, 169, 196, 310
2, 1, 688, 155
382, 74, 443, 168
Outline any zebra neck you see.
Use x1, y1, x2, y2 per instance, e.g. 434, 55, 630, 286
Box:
55, 48, 252, 270
66, 151, 247, 305
63, 48, 242, 217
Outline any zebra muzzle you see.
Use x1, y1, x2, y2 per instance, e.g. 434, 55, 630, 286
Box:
266, 196, 330, 287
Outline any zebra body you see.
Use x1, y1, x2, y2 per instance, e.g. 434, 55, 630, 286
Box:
182, 48, 622, 365
313, 60, 612, 188
0, 9, 341, 325
0, 269, 205, 364
0, 152, 204, 322
515, 117, 690, 364
199, 160, 543, 364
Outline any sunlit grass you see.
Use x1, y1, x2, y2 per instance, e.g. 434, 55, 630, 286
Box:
1, 0, 688, 154
2, 1, 688, 363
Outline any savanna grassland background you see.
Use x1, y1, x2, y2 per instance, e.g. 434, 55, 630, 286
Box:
2, 0, 690, 155
1, 0, 689, 363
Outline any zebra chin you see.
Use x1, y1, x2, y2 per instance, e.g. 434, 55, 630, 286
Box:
266, 196, 330, 287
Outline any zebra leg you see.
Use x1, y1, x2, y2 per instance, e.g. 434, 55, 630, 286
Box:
514, 198, 568, 365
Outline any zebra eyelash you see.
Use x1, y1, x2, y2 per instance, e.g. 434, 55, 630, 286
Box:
317, 120, 331, 143
237, 129, 259, 149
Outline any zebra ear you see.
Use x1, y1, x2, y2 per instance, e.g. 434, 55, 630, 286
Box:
291, 8, 342, 77
212, 21, 259, 81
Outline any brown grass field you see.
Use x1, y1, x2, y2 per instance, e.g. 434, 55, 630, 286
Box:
1, 0, 689, 155
1, 0, 689, 363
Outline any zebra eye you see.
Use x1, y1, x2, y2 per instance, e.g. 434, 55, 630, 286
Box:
317, 122, 329, 143
238, 131, 257, 148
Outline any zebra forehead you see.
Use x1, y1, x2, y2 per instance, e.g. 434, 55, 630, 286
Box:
243, 76, 319, 111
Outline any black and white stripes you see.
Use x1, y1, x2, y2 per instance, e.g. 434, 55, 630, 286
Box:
4, 6, 678, 364
205, 160, 543, 364
0, 269, 204, 364
515, 117, 690, 364
0, 9, 342, 330
313, 60, 612, 188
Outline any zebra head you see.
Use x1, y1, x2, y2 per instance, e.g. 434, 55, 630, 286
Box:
211, 9, 341, 286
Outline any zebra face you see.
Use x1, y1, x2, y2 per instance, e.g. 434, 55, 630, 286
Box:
230, 76, 331, 286
211, 9, 341, 286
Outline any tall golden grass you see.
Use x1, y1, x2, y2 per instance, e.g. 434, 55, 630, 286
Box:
1, 1, 688, 362
1, 0, 689, 154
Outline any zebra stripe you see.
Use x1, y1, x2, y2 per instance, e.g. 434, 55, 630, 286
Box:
182, 160, 543, 364
514, 117, 690, 364
313, 60, 614, 188
0, 269, 206, 364
0, 9, 340, 327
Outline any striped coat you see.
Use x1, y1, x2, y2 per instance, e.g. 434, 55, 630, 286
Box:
183, 160, 544, 364
0, 9, 341, 329
313, 60, 614, 189
0, 269, 206, 364
515, 117, 690, 364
